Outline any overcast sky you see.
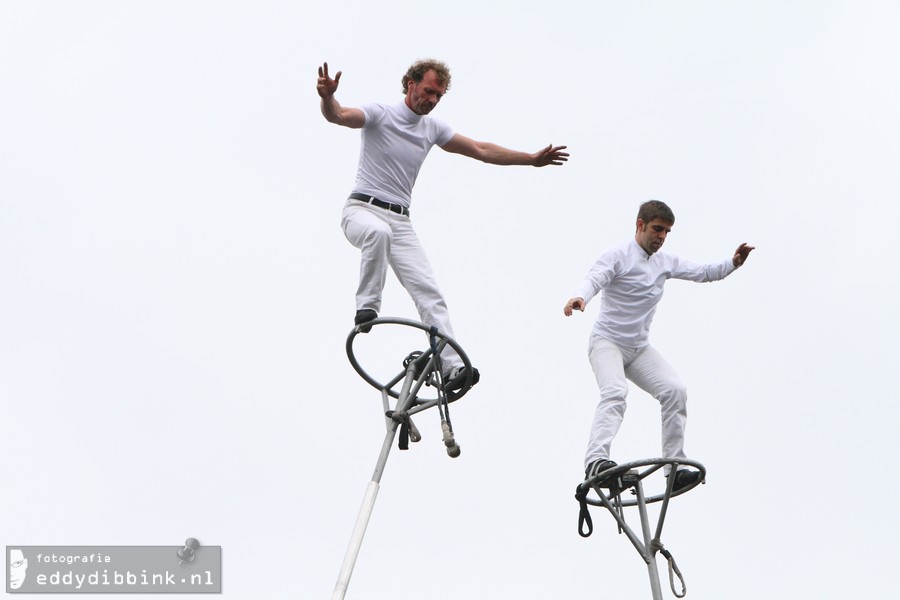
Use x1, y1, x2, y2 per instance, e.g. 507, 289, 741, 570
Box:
2, 1, 898, 598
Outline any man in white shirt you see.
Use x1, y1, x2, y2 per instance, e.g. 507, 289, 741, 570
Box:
318, 59, 568, 389
564, 200, 754, 489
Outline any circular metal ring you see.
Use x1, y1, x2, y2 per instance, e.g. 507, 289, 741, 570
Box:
346, 317, 475, 403
578, 457, 707, 507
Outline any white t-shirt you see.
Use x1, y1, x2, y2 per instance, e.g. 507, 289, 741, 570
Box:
575, 239, 737, 348
353, 101, 456, 208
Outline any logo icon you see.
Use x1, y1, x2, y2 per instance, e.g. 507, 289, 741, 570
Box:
8, 549, 28, 590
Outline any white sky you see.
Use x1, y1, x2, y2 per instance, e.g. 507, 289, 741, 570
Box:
2, 1, 898, 598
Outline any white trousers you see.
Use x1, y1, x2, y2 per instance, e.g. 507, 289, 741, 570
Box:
584, 337, 688, 471
341, 200, 462, 370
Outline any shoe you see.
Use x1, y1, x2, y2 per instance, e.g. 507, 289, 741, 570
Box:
670, 468, 702, 491
354, 309, 377, 333
442, 365, 480, 393
584, 459, 617, 481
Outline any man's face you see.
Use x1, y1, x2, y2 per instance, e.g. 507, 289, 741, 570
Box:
405, 70, 447, 115
635, 217, 672, 255
9, 549, 27, 590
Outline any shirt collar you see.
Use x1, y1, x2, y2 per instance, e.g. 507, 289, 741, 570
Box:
398, 101, 422, 123
630, 238, 653, 260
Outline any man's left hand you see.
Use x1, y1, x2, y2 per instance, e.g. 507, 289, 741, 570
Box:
533, 144, 569, 167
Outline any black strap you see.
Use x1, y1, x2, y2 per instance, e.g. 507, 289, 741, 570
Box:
575, 485, 593, 538
398, 422, 409, 450
428, 326, 439, 356
386, 410, 411, 451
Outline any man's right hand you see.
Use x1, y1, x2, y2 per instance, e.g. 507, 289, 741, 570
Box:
317, 62, 341, 98
564, 297, 586, 316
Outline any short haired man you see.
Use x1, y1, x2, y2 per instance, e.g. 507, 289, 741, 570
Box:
564, 200, 754, 489
318, 59, 568, 388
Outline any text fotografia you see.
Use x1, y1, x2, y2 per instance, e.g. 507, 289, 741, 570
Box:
35, 553, 111, 565
35, 569, 214, 590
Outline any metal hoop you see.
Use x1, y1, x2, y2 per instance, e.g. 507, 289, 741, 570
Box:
578, 457, 706, 507
346, 317, 475, 402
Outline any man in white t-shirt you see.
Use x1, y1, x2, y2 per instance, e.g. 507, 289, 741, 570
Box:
564, 200, 754, 489
318, 59, 568, 389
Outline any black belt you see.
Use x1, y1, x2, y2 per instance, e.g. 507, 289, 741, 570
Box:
349, 192, 410, 217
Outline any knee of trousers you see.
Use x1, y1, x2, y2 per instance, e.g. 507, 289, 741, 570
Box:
598, 385, 628, 408
659, 384, 688, 409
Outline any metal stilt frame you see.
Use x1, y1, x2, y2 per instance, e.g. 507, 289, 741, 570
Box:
332, 318, 476, 600
575, 458, 706, 600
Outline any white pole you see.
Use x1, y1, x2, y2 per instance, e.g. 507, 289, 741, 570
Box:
332, 481, 380, 600
332, 346, 432, 600
332, 379, 410, 600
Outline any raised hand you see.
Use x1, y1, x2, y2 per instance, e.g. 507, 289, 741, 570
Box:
317, 62, 342, 98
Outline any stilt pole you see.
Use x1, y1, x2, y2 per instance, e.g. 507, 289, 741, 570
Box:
333, 318, 476, 600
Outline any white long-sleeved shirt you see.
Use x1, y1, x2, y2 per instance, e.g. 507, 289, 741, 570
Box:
574, 239, 737, 348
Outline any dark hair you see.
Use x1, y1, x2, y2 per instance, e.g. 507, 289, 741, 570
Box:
637, 200, 675, 225
401, 59, 451, 94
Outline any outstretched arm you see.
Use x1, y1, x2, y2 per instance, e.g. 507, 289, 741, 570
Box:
732, 243, 755, 267
317, 62, 365, 128
441, 134, 569, 166
563, 297, 586, 316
